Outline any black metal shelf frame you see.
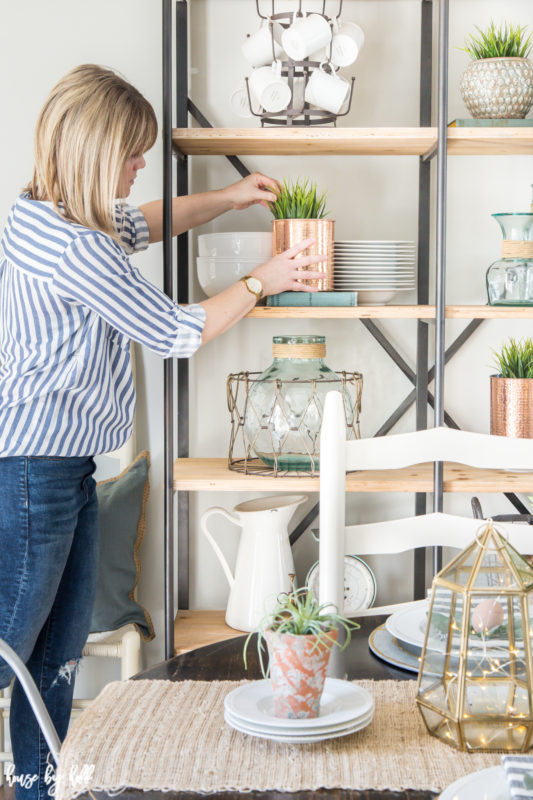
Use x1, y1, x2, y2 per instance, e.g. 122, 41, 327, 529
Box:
161, 0, 530, 659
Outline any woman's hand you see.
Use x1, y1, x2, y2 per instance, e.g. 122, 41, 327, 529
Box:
250, 238, 327, 296
223, 172, 281, 211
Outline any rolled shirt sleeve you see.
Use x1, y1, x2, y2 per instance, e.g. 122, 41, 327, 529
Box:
52, 230, 205, 359
115, 203, 151, 255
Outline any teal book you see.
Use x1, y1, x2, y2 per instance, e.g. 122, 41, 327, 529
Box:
449, 118, 533, 127
267, 291, 358, 307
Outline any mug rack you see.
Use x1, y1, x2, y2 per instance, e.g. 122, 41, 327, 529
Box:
245, 0, 356, 126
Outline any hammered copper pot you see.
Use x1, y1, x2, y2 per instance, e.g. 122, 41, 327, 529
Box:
272, 219, 334, 290
490, 376, 533, 438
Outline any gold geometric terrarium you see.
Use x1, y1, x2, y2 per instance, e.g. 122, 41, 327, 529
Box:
416, 520, 533, 752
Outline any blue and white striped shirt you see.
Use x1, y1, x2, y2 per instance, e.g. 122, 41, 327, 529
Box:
0, 194, 205, 456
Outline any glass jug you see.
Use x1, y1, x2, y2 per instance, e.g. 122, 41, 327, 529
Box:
486, 213, 533, 306
243, 335, 358, 472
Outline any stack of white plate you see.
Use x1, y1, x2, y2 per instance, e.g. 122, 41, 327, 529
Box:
334, 240, 417, 305
197, 232, 272, 297
224, 677, 374, 743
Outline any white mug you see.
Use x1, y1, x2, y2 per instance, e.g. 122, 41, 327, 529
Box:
230, 87, 253, 119
304, 63, 350, 114
242, 21, 284, 68
331, 21, 365, 67
282, 13, 332, 62
249, 60, 291, 113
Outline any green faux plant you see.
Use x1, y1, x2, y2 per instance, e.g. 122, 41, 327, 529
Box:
268, 178, 329, 220
492, 337, 533, 379
462, 20, 533, 61
243, 586, 358, 677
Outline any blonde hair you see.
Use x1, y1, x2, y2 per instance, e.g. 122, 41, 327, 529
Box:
25, 64, 157, 240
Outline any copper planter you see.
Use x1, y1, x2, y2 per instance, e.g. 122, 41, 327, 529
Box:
272, 219, 334, 290
490, 376, 533, 438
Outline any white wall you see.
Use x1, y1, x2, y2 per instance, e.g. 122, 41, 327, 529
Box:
1, 0, 532, 696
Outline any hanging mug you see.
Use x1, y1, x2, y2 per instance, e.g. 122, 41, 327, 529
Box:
282, 13, 332, 62
304, 62, 350, 114
249, 60, 292, 113
331, 21, 365, 67
242, 20, 284, 68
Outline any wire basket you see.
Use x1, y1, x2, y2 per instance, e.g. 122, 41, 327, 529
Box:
227, 370, 363, 476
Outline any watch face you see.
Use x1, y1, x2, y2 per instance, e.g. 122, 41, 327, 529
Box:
306, 556, 377, 615
246, 276, 262, 294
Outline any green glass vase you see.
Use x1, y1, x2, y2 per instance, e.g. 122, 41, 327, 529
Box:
486, 213, 533, 306
243, 335, 358, 473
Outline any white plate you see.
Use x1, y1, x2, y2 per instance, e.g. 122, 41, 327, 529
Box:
333, 257, 416, 263
334, 285, 416, 290
438, 766, 509, 800
224, 678, 374, 730
224, 705, 374, 737
385, 600, 429, 650
224, 710, 374, 743
335, 240, 416, 245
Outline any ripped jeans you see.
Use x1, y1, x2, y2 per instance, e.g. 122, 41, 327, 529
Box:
0, 456, 99, 800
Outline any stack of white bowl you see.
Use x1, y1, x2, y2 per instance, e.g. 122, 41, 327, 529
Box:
333, 240, 417, 305
197, 232, 272, 297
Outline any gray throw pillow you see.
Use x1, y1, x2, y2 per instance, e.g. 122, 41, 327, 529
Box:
90, 451, 155, 641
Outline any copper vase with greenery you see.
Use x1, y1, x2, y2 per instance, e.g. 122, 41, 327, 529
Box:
490, 337, 533, 438
269, 178, 333, 291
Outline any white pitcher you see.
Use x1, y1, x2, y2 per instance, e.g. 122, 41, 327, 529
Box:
201, 494, 306, 632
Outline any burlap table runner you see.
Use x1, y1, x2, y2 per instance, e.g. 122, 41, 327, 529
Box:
56, 679, 503, 800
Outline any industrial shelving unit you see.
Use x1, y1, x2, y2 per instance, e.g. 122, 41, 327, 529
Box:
162, 0, 533, 659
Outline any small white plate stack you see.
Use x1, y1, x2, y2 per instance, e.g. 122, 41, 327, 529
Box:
334, 240, 417, 305
224, 677, 374, 743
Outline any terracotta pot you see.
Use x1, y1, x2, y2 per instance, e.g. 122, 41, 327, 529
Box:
460, 57, 533, 119
265, 627, 338, 718
272, 219, 334, 290
490, 376, 533, 438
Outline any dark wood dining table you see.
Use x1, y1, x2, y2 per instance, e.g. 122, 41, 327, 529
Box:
81, 614, 438, 800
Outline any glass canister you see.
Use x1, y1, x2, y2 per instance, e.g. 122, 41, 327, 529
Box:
242, 335, 361, 473
486, 214, 533, 306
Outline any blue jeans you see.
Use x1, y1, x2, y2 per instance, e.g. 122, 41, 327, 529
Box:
0, 456, 99, 800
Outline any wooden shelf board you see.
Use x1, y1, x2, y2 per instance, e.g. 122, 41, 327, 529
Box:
174, 458, 533, 493
447, 127, 533, 155
173, 127, 436, 156
247, 305, 533, 320
172, 127, 533, 157
174, 609, 242, 655
248, 305, 433, 319
447, 305, 533, 319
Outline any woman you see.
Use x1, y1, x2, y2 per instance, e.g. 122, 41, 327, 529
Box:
0, 64, 324, 798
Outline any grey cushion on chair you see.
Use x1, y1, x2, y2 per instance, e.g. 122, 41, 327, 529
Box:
89, 451, 155, 641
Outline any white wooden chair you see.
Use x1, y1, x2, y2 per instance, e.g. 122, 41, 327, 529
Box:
318, 391, 533, 618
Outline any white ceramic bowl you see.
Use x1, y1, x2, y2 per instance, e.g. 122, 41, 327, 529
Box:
198, 232, 272, 259
196, 256, 264, 298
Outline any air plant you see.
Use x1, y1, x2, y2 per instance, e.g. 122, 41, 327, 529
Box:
243, 586, 358, 676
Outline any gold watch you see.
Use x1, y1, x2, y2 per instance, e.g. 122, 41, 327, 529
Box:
240, 274, 263, 302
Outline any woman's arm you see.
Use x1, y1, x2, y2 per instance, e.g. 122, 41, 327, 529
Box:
139, 172, 280, 243
200, 240, 326, 344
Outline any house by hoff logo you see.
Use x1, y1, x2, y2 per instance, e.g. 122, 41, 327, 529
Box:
6, 761, 95, 796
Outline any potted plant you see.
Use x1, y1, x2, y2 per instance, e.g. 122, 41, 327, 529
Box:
269, 178, 333, 290
490, 337, 533, 438
460, 20, 533, 119
244, 586, 357, 719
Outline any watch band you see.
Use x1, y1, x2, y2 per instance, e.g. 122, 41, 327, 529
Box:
240, 275, 263, 302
